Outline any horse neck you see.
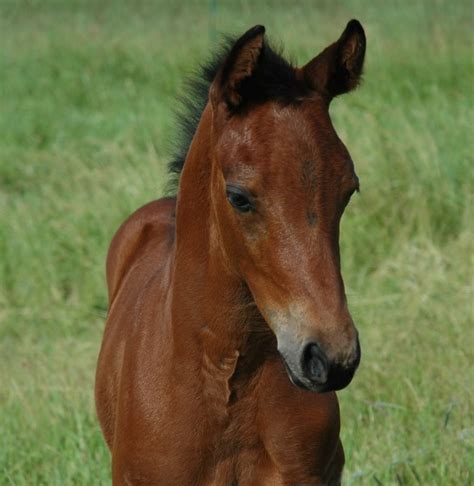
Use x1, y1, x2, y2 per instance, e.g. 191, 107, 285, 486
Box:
170, 104, 270, 390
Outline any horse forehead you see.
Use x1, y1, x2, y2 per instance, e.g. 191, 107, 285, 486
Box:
223, 103, 326, 154
254, 102, 325, 138
219, 101, 351, 180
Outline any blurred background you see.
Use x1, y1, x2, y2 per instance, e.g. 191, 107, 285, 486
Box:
0, 0, 472, 483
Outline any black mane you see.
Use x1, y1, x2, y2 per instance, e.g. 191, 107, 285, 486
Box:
166, 35, 309, 193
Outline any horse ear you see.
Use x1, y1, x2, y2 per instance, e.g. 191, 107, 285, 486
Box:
302, 19, 366, 100
210, 25, 265, 110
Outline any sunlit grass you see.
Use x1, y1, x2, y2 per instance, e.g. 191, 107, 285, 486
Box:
1, 1, 472, 484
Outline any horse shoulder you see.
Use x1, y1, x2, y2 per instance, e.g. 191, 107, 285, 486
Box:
105, 197, 176, 306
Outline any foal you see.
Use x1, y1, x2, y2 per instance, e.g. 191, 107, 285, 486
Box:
96, 20, 366, 485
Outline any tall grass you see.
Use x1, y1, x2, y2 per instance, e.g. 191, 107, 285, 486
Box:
1, 1, 472, 484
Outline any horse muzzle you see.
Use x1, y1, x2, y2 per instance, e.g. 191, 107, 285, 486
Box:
279, 337, 361, 393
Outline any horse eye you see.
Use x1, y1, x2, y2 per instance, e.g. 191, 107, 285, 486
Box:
226, 186, 253, 213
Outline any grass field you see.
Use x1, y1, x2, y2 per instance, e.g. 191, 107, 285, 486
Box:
1, 0, 473, 484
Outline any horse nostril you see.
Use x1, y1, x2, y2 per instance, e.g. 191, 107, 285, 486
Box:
302, 342, 328, 385
354, 336, 362, 368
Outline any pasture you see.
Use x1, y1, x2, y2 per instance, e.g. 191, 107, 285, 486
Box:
0, 0, 472, 484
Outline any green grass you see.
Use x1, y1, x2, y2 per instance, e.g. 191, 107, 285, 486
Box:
1, 0, 473, 484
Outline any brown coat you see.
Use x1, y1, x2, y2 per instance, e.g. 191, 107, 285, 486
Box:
96, 20, 366, 485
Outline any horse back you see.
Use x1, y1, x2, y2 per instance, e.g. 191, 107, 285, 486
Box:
106, 197, 176, 307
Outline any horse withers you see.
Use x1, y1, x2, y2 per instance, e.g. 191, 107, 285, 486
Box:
96, 19, 366, 485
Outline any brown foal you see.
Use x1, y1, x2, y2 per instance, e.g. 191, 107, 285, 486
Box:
96, 19, 366, 485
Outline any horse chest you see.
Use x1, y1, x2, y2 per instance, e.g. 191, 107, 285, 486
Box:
203, 444, 283, 485
200, 403, 341, 485
198, 365, 342, 484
